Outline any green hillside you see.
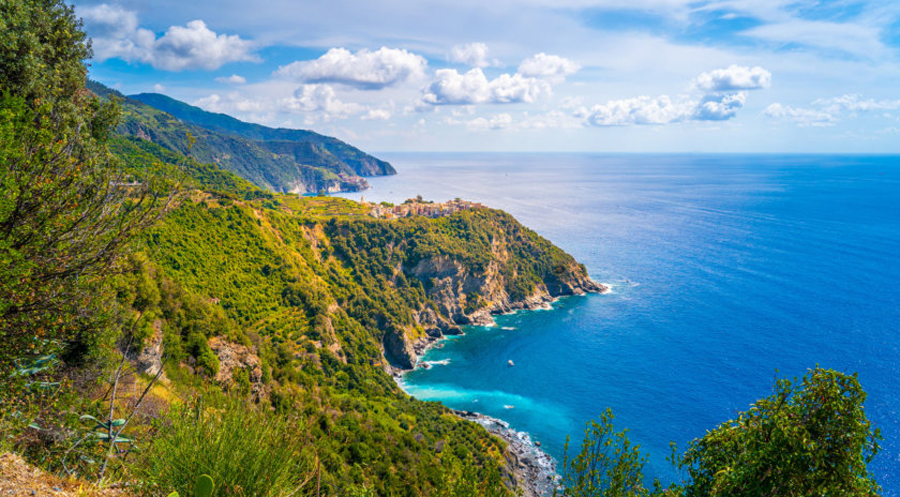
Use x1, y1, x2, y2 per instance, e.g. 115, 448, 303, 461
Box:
2, 2, 883, 496
87, 81, 394, 195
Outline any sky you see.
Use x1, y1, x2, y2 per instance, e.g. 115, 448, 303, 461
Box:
74, 0, 900, 153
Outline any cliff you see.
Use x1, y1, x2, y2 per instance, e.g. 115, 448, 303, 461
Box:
323, 207, 606, 370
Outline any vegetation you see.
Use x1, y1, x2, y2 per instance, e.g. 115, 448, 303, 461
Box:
556, 368, 882, 497
137, 398, 316, 497
0, 2, 884, 496
0, 0, 167, 375
87, 82, 394, 194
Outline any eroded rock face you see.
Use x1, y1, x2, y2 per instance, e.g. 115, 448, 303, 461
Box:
384, 254, 607, 371
383, 325, 417, 370
128, 320, 166, 381
208, 337, 267, 398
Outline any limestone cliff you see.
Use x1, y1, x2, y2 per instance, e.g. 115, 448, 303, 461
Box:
365, 213, 607, 370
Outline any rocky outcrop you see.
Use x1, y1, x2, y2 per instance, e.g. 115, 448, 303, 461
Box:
208, 337, 267, 399
383, 325, 417, 370
383, 252, 606, 370
452, 410, 559, 497
128, 320, 166, 381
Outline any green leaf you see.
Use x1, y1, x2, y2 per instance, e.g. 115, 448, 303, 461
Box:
195, 474, 214, 497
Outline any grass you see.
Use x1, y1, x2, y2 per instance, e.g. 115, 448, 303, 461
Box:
135, 396, 316, 496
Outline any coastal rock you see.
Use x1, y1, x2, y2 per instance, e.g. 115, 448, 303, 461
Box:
387, 255, 606, 370
383, 325, 417, 369
451, 410, 559, 497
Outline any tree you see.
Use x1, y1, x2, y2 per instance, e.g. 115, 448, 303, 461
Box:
0, 0, 168, 374
555, 408, 651, 497
555, 368, 881, 497
676, 368, 881, 497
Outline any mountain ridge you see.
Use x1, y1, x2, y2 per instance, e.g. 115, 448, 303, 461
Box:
87, 81, 394, 194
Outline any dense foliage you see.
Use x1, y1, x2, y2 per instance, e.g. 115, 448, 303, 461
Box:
87, 82, 393, 194
0, 0, 165, 374
676, 368, 881, 496
1, 3, 883, 496
556, 368, 882, 497
129, 92, 395, 176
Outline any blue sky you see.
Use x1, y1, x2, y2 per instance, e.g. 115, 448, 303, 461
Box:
75, 0, 900, 152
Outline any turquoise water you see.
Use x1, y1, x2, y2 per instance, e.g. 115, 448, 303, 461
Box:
338, 154, 900, 492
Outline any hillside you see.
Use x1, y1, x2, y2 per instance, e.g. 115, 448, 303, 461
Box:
111, 190, 602, 495
88, 81, 394, 194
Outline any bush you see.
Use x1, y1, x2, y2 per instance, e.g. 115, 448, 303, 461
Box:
136, 396, 316, 496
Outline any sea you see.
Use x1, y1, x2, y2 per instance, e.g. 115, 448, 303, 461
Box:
336, 153, 900, 493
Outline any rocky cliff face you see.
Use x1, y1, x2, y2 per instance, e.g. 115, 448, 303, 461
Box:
208, 337, 268, 399
383, 254, 606, 371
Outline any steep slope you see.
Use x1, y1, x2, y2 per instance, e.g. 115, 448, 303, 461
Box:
88, 81, 393, 194
128, 92, 395, 178
128, 193, 603, 495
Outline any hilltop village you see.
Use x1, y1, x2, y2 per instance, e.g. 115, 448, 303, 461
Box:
364, 196, 487, 219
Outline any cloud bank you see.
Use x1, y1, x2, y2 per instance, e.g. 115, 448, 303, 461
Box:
80, 4, 257, 71
421, 68, 551, 105
276, 47, 427, 89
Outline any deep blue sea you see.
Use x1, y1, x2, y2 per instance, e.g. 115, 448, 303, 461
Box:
338, 153, 900, 493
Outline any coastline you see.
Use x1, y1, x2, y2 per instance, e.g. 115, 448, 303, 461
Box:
393, 283, 610, 496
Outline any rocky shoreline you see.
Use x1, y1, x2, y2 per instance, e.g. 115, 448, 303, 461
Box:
392, 283, 610, 496
451, 409, 560, 497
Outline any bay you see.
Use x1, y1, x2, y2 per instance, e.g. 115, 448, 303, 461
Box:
338, 153, 900, 492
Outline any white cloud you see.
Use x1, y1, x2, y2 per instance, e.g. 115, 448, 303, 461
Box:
693, 65, 771, 92
465, 113, 514, 131
194, 92, 271, 114
279, 84, 364, 121
362, 109, 393, 120
813, 94, 900, 113
216, 74, 247, 84
764, 94, 900, 128
151, 21, 257, 71
581, 65, 769, 126
763, 103, 836, 127
518, 53, 581, 81
582, 95, 696, 126
450, 43, 492, 68
275, 47, 427, 89
421, 68, 551, 105
80, 5, 257, 71
80, 4, 139, 39
693, 92, 747, 121
152, 83, 166, 93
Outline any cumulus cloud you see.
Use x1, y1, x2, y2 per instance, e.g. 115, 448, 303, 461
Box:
693, 92, 747, 121
693, 65, 771, 92
276, 47, 427, 90
580, 65, 770, 127
80, 5, 257, 71
450, 43, 492, 68
518, 53, 580, 81
216, 74, 247, 84
421, 68, 551, 105
279, 84, 364, 121
465, 113, 514, 131
763, 103, 836, 127
582, 95, 696, 126
362, 108, 393, 121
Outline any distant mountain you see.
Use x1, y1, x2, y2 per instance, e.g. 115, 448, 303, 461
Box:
87, 81, 394, 194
